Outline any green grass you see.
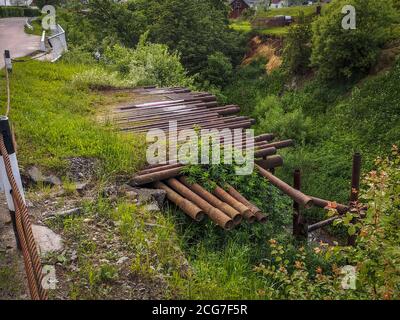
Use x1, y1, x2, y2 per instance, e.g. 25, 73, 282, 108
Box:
230, 19, 289, 36
256, 5, 319, 18
230, 5, 321, 37
0, 60, 146, 179
24, 19, 44, 36
258, 26, 290, 36
229, 20, 252, 32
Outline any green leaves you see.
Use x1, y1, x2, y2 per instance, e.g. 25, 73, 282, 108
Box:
311, 0, 397, 80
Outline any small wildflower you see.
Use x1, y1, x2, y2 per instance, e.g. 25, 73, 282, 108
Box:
314, 247, 322, 254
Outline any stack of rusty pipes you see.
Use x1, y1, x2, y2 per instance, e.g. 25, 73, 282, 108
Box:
116, 88, 333, 230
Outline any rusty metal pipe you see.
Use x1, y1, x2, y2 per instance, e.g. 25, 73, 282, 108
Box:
130, 167, 184, 186
255, 155, 284, 170
115, 101, 217, 115
310, 197, 349, 214
256, 165, 313, 209
115, 101, 222, 118
254, 139, 295, 150
166, 178, 234, 230
130, 119, 254, 134
225, 184, 267, 224
179, 177, 242, 224
122, 113, 222, 131
154, 181, 205, 222
212, 185, 256, 223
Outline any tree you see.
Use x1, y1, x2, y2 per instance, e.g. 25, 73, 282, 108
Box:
200, 51, 233, 88
282, 12, 312, 75
311, 0, 397, 80
134, 0, 246, 75
87, 0, 147, 48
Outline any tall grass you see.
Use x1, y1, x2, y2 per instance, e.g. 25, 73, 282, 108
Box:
0, 60, 146, 178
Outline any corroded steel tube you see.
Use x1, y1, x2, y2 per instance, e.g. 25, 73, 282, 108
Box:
130, 167, 183, 186
179, 177, 242, 224
138, 163, 183, 176
212, 185, 256, 223
254, 147, 277, 158
310, 197, 349, 214
255, 155, 284, 169
166, 178, 234, 230
225, 184, 266, 222
256, 165, 313, 209
154, 181, 205, 222
254, 139, 295, 149
134, 148, 280, 184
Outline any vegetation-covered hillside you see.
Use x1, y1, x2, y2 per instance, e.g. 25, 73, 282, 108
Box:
1, 0, 400, 300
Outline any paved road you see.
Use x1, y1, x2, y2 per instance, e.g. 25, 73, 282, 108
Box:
0, 17, 41, 69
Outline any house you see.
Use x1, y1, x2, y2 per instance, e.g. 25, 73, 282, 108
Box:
270, 0, 289, 9
229, 0, 251, 19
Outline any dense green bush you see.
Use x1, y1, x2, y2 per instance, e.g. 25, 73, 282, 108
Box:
282, 13, 312, 75
311, 0, 397, 80
0, 6, 40, 17
74, 34, 192, 89
57, 0, 246, 81
199, 52, 233, 89
254, 95, 314, 144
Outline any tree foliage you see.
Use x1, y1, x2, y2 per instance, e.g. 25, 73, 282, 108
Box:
282, 12, 312, 75
311, 0, 397, 80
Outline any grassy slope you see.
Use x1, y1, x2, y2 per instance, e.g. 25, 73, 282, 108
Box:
0, 60, 190, 299
224, 57, 400, 222
0, 60, 146, 178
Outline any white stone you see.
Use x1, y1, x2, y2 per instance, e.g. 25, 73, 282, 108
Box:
32, 225, 63, 256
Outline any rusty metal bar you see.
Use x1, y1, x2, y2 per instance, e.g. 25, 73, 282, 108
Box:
307, 216, 337, 233
212, 185, 256, 223
350, 153, 362, 203
225, 184, 267, 223
166, 178, 234, 230
310, 197, 349, 214
348, 152, 362, 246
256, 165, 313, 209
255, 155, 284, 170
179, 177, 242, 224
154, 181, 205, 222
293, 169, 303, 237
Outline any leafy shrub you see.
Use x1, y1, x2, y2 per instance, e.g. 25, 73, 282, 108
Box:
254, 95, 314, 144
311, 0, 397, 80
199, 52, 233, 89
104, 36, 192, 88
282, 13, 312, 75
0, 6, 40, 17
74, 34, 192, 89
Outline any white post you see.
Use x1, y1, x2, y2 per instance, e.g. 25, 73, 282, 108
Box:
0, 117, 26, 249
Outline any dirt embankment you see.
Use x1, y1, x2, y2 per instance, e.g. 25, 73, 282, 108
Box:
242, 35, 284, 74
